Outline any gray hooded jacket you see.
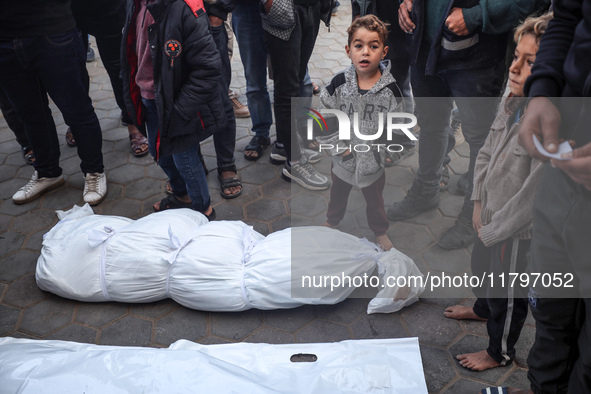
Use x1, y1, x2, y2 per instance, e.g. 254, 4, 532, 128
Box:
316, 60, 404, 188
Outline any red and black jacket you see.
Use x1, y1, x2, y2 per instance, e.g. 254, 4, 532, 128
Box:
121, 0, 226, 158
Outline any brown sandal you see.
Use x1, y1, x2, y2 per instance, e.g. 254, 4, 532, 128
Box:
65, 128, 76, 147
129, 131, 149, 157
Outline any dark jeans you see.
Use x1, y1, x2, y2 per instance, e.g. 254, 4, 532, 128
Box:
143, 98, 210, 211
326, 170, 388, 236
264, 3, 320, 162
0, 88, 29, 147
526, 164, 591, 393
0, 30, 103, 178
410, 60, 504, 204
210, 23, 237, 173
232, 1, 273, 139
471, 237, 529, 365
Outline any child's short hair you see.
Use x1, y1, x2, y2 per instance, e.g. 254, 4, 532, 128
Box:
514, 12, 553, 46
347, 15, 389, 47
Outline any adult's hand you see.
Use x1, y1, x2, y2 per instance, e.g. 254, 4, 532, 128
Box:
552, 142, 591, 191
209, 15, 223, 27
398, 0, 415, 34
518, 96, 562, 162
445, 8, 469, 36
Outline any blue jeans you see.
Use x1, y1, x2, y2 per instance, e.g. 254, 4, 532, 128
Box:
0, 29, 103, 178
142, 98, 210, 211
210, 23, 236, 172
232, 1, 273, 140
410, 60, 504, 203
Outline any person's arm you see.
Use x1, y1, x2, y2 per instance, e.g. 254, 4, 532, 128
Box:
314, 86, 350, 156
172, 9, 223, 126
519, 0, 584, 159
460, 0, 550, 35
478, 157, 544, 246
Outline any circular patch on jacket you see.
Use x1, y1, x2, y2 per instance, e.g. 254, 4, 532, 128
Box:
164, 40, 182, 58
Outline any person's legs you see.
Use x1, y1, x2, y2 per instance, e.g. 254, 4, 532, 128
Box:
0, 38, 62, 179
210, 22, 241, 197
386, 63, 450, 221
326, 170, 353, 227
35, 30, 104, 176
527, 165, 587, 393
485, 239, 530, 366
171, 144, 211, 212
232, 1, 272, 141
437, 63, 504, 249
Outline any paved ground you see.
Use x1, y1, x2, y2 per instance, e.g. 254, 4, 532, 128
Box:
0, 3, 534, 393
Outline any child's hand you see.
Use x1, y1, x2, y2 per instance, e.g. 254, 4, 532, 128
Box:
472, 200, 482, 233
209, 15, 223, 27
339, 149, 352, 157
264, 0, 273, 14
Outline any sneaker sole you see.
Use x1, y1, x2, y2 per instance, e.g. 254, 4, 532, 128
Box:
270, 155, 286, 165
13, 177, 65, 204
281, 169, 330, 191
84, 193, 107, 206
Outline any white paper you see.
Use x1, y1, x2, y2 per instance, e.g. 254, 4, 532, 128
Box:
533, 135, 572, 160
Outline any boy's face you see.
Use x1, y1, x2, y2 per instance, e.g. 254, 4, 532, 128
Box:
509, 34, 537, 97
346, 28, 388, 79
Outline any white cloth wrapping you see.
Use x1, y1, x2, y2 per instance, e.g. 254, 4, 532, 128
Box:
0, 337, 428, 393
36, 205, 424, 313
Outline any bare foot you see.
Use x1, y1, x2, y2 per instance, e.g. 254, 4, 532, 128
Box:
244, 149, 259, 159
456, 350, 501, 371
444, 305, 487, 321
376, 234, 393, 251
322, 222, 338, 229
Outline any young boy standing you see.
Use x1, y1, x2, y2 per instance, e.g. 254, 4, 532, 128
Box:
444, 13, 553, 371
318, 15, 406, 251
121, 0, 225, 219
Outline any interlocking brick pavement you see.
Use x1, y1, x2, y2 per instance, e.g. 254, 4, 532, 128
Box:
0, 3, 534, 392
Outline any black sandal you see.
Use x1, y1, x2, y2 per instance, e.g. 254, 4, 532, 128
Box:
440, 165, 450, 191
153, 194, 192, 212
21, 146, 35, 165
218, 173, 243, 199
202, 208, 216, 221
244, 135, 270, 161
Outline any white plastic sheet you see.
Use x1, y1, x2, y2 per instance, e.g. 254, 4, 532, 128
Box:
0, 337, 428, 393
36, 205, 424, 313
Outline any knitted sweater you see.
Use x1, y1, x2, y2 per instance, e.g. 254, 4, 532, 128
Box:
316, 61, 404, 188
471, 95, 543, 247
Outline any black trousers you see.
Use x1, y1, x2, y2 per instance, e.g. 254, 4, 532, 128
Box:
264, 3, 320, 162
527, 164, 591, 394
471, 237, 530, 365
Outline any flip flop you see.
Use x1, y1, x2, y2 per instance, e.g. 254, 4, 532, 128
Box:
129, 131, 149, 157
21, 146, 35, 165
153, 194, 192, 212
65, 128, 76, 147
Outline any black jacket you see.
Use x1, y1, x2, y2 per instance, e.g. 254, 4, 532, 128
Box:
121, 0, 226, 158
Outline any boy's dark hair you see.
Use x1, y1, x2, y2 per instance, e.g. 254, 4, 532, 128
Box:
347, 15, 389, 47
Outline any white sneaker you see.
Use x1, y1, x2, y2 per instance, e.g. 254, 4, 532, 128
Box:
83, 172, 107, 206
12, 171, 65, 204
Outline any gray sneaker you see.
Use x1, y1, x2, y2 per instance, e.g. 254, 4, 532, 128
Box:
270, 141, 286, 165
302, 148, 322, 164
282, 157, 330, 190
12, 171, 65, 204
385, 145, 416, 167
